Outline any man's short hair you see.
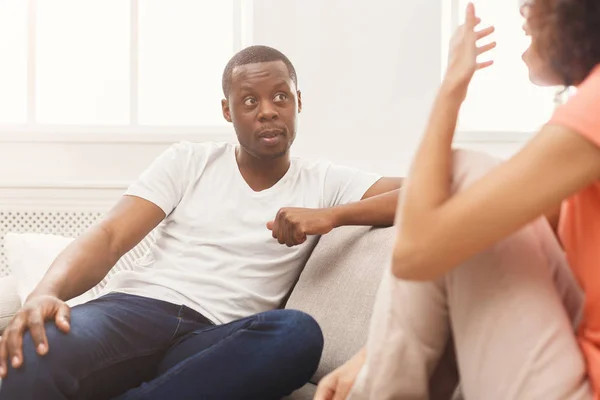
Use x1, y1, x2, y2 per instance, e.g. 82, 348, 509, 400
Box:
222, 45, 298, 98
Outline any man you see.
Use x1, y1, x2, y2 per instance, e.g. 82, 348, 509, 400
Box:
0, 45, 402, 399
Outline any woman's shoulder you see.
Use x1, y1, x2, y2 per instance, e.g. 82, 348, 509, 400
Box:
550, 64, 600, 146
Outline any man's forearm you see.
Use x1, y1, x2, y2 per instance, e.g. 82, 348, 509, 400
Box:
331, 190, 399, 228
29, 225, 119, 302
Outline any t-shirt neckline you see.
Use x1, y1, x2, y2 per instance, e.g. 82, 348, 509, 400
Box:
230, 144, 295, 197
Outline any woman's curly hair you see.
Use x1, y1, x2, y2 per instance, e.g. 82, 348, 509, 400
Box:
528, 0, 600, 85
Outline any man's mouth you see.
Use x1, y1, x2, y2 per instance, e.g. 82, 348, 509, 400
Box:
258, 129, 284, 139
257, 129, 285, 145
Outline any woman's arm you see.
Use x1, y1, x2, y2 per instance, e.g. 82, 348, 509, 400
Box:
394, 125, 600, 280
392, 4, 600, 280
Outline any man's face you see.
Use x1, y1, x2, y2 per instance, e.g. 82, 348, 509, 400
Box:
222, 61, 302, 160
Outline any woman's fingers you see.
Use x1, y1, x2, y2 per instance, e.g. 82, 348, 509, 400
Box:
476, 60, 495, 70
476, 25, 495, 40
477, 41, 497, 56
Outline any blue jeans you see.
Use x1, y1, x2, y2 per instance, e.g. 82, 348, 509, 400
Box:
0, 293, 323, 400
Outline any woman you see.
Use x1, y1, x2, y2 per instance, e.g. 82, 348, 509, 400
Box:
316, 0, 600, 399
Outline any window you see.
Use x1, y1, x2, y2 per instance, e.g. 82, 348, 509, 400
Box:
442, 0, 558, 136
0, 0, 251, 139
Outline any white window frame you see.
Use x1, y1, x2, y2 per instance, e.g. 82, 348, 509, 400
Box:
0, 0, 253, 144
442, 0, 551, 144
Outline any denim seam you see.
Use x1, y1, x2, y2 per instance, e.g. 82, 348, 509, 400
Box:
168, 317, 183, 343
122, 318, 258, 399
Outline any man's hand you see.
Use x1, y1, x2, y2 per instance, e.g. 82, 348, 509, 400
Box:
314, 349, 366, 400
0, 295, 71, 378
267, 207, 337, 247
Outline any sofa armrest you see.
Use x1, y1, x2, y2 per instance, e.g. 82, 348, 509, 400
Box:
0, 276, 20, 334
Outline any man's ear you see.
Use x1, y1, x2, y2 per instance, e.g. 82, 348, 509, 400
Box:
297, 90, 302, 113
222, 99, 232, 123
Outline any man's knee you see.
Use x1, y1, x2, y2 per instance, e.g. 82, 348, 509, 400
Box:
267, 309, 324, 369
274, 309, 323, 344
451, 149, 502, 193
0, 323, 71, 397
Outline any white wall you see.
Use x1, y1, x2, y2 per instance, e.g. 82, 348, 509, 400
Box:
252, 0, 525, 172
253, 0, 442, 175
0, 0, 525, 190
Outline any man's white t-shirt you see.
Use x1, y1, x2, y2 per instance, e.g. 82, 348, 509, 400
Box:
103, 141, 381, 324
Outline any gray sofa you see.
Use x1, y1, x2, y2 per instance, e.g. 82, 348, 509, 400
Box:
283, 225, 394, 398
0, 225, 454, 398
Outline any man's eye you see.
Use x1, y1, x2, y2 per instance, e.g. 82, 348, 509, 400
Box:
244, 97, 257, 106
274, 93, 287, 102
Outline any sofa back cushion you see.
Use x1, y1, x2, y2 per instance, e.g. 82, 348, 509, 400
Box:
285, 225, 395, 383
